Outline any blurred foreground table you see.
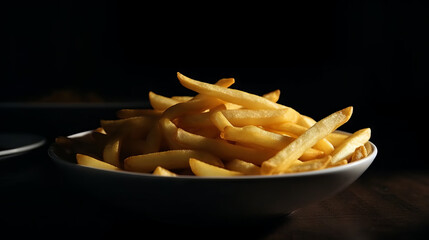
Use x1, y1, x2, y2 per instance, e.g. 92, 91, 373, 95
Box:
1, 147, 428, 240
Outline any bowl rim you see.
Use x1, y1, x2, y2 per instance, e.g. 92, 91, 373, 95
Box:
48, 130, 377, 181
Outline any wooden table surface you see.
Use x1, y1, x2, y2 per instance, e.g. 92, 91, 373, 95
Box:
182, 170, 429, 240
1, 147, 428, 240
269, 170, 429, 240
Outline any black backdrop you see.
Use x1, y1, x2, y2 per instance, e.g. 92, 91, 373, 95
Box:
2, 0, 428, 170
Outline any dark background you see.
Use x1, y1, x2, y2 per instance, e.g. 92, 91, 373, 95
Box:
1, 0, 428, 170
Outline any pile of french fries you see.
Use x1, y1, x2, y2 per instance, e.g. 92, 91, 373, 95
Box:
56, 72, 372, 177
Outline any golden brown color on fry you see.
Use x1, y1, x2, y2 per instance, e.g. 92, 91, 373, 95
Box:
189, 158, 243, 177
124, 149, 223, 173
76, 153, 120, 170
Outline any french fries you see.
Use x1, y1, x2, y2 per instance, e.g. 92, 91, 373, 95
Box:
330, 128, 371, 164
175, 128, 274, 165
351, 145, 368, 162
260, 106, 353, 175
124, 150, 223, 173
268, 122, 335, 154
225, 159, 261, 175
56, 72, 373, 177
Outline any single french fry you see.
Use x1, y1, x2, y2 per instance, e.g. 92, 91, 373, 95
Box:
330, 128, 371, 164
221, 108, 300, 126
262, 89, 280, 102
124, 150, 224, 173
176, 128, 274, 165
149, 91, 181, 111
210, 111, 233, 132
153, 166, 178, 176
351, 145, 368, 162
76, 153, 119, 170
177, 72, 286, 110
189, 158, 243, 177
261, 106, 353, 175
225, 159, 261, 175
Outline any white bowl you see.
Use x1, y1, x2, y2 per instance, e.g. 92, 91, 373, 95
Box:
48, 131, 377, 225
